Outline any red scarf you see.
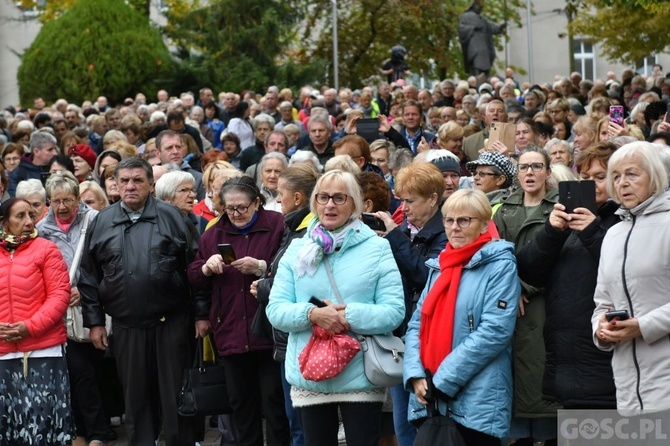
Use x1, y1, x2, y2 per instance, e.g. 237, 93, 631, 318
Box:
419, 232, 492, 375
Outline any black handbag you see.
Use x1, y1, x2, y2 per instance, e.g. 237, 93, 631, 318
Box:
177, 335, 232, 416
413, 372, 466, 446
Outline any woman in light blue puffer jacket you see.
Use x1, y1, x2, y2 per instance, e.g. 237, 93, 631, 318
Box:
267, 170, 404, 446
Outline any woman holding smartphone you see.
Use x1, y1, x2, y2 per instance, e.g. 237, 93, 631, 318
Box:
187, 175, 289, 446
515, 142, 619, 410
592, 142, 670, 415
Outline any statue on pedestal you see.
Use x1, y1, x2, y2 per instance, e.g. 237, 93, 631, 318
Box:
458, 0, 506, 78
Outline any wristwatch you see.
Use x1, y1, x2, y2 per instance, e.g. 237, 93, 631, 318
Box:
254, 260, 264, 277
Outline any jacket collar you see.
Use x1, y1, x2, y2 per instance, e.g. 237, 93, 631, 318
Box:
285, 207, 312, 232
503, 187, 558, 206
110, 195, 158, 226
401, 209, 444, 241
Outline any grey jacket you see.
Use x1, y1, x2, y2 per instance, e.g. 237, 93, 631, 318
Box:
593, 191, 670, 415
37, 204, 98, 283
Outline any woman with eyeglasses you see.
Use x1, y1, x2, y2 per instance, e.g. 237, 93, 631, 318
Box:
155, 170, 198, 223
36, 171, 115, 445
466, 151, 516, 212
266, 170, 404, 446
492, 146, 560, 444
404, 189, 520, 445
187, 175, 289, 446
515, 142, 619, 412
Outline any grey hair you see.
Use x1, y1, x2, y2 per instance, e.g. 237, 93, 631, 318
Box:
606, 141, 669, 203
189, 105, 204, 118
252, 113, 275, 129
389, 148, 414, 171
45, 171, 80, 199
155, 170, 195, 201
308, 113, 332, 132
16, 179, 46, 201
150, 111, 167, 124
545, 138, 574, 155
289, 150, 323, 172
29, 132, 57, 152
279, 101, 293, 110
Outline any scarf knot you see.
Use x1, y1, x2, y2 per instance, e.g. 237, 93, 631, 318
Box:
295, 217, 360, 277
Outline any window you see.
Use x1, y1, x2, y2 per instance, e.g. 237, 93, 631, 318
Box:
635, 56, 658, 77
573, 39, 595, 81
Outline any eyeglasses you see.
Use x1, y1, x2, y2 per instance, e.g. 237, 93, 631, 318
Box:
444, 216, 480, 228
473, 170, 499, 178
517, 163, 545, 173
51, 198, 77, 207
315, 193, 349, 205
176, 187, 196, 195
224, 203, 252, 215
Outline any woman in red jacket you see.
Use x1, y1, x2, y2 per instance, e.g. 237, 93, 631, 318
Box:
0, 198, 73, 444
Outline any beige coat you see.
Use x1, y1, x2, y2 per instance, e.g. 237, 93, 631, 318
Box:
593, 191, 670, 415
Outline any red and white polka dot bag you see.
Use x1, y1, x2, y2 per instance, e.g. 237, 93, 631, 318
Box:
298, 325, 361, 382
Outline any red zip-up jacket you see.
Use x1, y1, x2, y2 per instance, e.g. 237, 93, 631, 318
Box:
0, 237, 70, 354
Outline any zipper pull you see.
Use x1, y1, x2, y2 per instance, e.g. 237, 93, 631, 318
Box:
468, 314, 474, 332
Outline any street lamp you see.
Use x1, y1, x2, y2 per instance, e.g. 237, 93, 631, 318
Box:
332, 0, 339, 90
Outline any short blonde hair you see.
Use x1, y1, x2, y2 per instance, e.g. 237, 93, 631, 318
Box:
441, 189, 492, 222
310, 170, 364, 221
606, 141, 669, 203
437, 121, 464, 142
324, 155, 361, 174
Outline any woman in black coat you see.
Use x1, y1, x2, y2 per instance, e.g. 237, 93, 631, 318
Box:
516, 141, 619, 409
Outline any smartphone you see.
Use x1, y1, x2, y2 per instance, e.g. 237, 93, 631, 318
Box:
356, 118, 380, 143
558, 180, 596, 214
487, 122, 516, 154
217, 244, 236, 265
609, 105, 624, 127
361, 213, 386, 231
605, 309, 630, 322
40, 171, 51, 187
309, 296, 328, 308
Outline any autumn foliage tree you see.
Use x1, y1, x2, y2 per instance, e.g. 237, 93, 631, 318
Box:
17, 0, 173, 105
569, 0, 670, 63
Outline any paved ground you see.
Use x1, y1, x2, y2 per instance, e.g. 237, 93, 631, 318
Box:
79, 418, 224, 446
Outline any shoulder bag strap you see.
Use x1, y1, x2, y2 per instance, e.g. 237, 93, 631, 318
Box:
69, 211, 91, 286
323, 256, 345, 306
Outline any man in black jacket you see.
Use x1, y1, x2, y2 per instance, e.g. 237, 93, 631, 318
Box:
79, 157, 205, 446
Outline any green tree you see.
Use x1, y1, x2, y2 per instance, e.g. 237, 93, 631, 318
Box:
569, 0, 670, 63
17, 0, 173, 105
163, 0, 319, 93
299, 0, 522, 87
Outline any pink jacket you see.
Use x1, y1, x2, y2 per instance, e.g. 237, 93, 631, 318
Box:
0, 237, 70, 354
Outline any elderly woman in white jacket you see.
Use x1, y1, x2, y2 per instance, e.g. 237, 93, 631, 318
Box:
592, 142, 670, 415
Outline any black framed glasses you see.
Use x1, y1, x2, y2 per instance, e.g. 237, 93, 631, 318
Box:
51, 198, 77, 207
315, 193, 349, 205
517, 163, 545, 173
224, 203, 251, 215
473, 170, 499, 178
444, 216, 480, 228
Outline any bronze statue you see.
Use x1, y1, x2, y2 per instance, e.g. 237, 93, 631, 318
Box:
458, 0, 506, 78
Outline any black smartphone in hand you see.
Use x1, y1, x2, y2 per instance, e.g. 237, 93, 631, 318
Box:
361, 213, 386, 231
356, 118, 380, 143
217, 244, 237, 265
309, 296, 328, 308
605, 309, 630, 322
559, 180, 596, 214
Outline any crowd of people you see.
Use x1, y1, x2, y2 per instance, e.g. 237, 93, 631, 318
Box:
2, 64, 670, 446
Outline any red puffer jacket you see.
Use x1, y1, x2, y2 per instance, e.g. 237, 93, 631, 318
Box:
0, 237, 70, 354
